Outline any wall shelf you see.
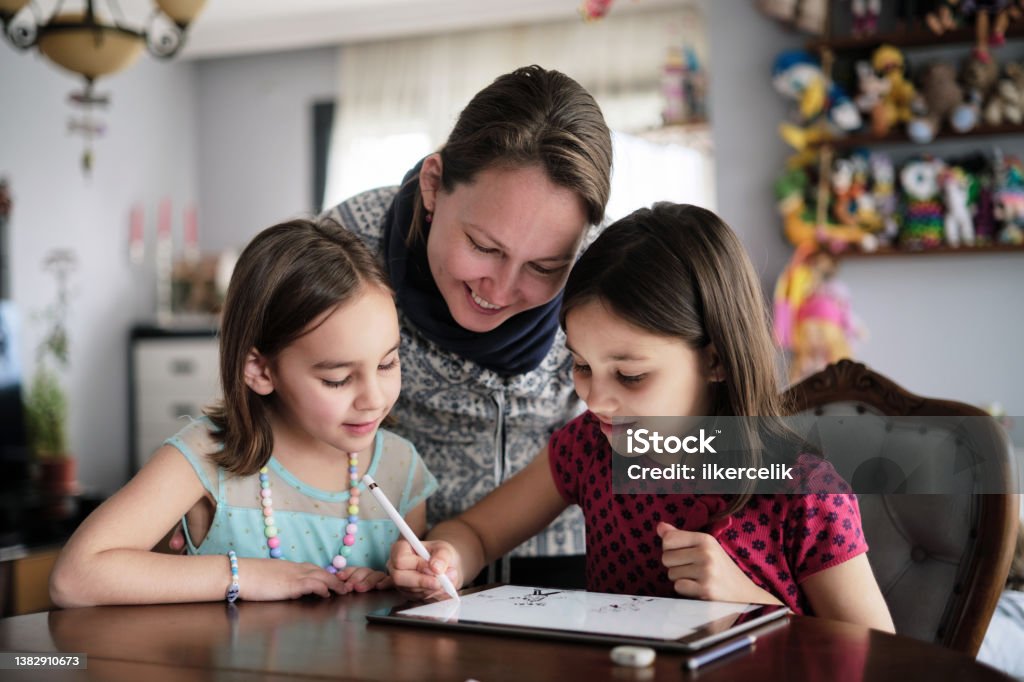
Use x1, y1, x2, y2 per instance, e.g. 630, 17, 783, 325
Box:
825, 122, 1024, 151
838, 243, 1024, 259
809, 22, 1024, 52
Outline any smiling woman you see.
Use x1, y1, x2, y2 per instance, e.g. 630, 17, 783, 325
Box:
323, 65, 613, 587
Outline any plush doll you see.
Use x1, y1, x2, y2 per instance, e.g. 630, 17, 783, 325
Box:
940, 166, 977, 246
775, 167, 879, 252
983, 62, 1024, 125
854, 59, 892, 119
899, 157, 946, 249
870, 45, 917, 136
580, 0, 614, 20
870, 151, 901, 242
774, 248, 865, 383
907, 62, 977, 143
994, 152, 1024, 243
956, 1, 1024, 61
773, 50, 862, 166
927, 0, 962, 33
962, 50, 1000, 123
850, 0, 882, 36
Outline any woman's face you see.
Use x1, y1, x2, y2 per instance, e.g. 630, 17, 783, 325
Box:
421, 157, 588, 333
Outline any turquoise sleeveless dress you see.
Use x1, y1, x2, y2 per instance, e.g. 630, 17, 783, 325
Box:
166, 417, 437, 570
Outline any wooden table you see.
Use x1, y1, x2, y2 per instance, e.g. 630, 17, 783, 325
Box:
0, 591, 1014, 681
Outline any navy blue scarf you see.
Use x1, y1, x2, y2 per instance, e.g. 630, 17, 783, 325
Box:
381, 163, 562, 377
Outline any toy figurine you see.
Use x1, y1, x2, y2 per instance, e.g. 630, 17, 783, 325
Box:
907, 62, 977, 143
773, 50, 862, 164
994, 152, 1024, 243
927, 0, 961, 33
851, 0, 882, 35
959, 0, 1020, 62
870, 45, 917, 136
775, 167, 879, 252
940, 166, 977, 246
870, 151, 901, 242
774, 248, 865, 383
899, 157, 946, 249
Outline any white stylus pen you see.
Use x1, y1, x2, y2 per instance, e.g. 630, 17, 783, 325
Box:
362, 474, 461, 601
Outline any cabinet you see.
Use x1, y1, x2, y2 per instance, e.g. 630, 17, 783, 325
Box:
784, 5, 1024, 258
129, 326, 219, 472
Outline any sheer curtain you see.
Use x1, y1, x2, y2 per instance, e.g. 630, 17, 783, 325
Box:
321, 6, 711, 213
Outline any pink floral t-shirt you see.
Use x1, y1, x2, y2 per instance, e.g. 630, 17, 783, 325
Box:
548, 411, 868, 615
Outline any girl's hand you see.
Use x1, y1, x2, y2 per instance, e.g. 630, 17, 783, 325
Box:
239, 558, 347, 601
336, 566, 393, 593
387, 539, 462, 600
657, 522, 782, 605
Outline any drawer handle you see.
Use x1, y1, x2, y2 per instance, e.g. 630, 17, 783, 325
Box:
170, 359, 195, 375
171, 403, 196, 417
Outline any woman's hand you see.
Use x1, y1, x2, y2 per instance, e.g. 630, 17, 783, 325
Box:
239, 558, 347, 601
657, 522, 782, 605
387, 539, 463, 600
336, 566, 393, 593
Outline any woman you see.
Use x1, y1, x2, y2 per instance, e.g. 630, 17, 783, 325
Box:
323, 65, 613, 585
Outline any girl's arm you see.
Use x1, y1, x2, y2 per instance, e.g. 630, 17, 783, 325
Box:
801, 554, 895, 632
50, 444, 344, 607
389, 446, 569, 597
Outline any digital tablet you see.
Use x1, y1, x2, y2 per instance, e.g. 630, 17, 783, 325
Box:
367, 584, 790, 652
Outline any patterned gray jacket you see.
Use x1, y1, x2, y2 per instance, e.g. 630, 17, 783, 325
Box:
325, 187, 587, 559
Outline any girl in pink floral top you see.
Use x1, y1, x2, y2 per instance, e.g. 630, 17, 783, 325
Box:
391, 203, 894, 631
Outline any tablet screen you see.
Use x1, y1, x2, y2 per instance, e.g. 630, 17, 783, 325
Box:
369, 584, 789, 651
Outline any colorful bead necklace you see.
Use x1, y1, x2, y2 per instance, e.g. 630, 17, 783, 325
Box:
258, 451, 360, 572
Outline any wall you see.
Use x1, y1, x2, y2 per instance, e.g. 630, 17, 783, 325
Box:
706, 2, 1024, 418
195, 47, 337, 252
0, 48, 198, 493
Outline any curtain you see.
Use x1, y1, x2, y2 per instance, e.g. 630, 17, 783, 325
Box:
322, 5, 709, 211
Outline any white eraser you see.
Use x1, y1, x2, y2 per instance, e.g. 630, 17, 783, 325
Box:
610, 645, 656, 668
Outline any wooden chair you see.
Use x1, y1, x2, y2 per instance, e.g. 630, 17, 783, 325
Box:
784, 360, 1019, 656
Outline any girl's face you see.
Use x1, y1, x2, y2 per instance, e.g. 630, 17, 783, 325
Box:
422, 158, 588, 333
263, 285, 401, 456
565, 299, 716, 444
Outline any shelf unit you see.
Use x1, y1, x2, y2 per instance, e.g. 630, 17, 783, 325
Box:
792, 8, 1024, 259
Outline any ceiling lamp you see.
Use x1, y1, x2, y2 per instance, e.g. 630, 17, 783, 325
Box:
0, 1, 206, 173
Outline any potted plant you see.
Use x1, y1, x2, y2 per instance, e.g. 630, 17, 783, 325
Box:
24, 249, 79, 496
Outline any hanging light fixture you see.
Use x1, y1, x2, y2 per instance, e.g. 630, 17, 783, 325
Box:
0, 1, 206, 173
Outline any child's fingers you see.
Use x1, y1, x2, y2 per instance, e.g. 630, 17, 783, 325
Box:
658, 526, 707, 551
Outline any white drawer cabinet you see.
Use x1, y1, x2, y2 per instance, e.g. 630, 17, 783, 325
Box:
130, 331, 220, 471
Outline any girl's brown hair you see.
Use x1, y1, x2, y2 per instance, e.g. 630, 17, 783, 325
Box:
408, 65, 612, 244
206, 219, 390, 475
560, 203, 788, 518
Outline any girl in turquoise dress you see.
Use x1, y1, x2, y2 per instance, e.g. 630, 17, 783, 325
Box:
50, 219, 436, 606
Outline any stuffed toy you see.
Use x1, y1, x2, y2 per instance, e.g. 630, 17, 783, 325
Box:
870, 45, 917, 136
775, 167, 879, 252
983, 62, 1024, 125
850, 0, 882, 36
994, 152, 1024, 243
940, 165, 977, 246
772, 50, 862, 165
580, 0, 615, 20
773, 248, 865, 383
962, 50, 1000, 123
870, 151, 901, 243
927, 0, 962, 33
899, 157, 946, 249
960, 0, 1021, 62
907, 62, 977, 143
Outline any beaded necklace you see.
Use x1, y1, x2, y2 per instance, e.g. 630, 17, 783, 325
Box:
258, 451, 360, 572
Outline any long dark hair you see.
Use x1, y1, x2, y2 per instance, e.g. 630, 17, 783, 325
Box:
560, 203, 790, 517
409, 65, 613, 244
206, 219, 390, 475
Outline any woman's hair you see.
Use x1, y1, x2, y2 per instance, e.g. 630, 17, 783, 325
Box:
206, 218, 391, 475
560, 203, 788, 517
409, 64, 612, 243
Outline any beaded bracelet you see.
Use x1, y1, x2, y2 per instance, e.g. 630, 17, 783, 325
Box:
226, 550, 240, 604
